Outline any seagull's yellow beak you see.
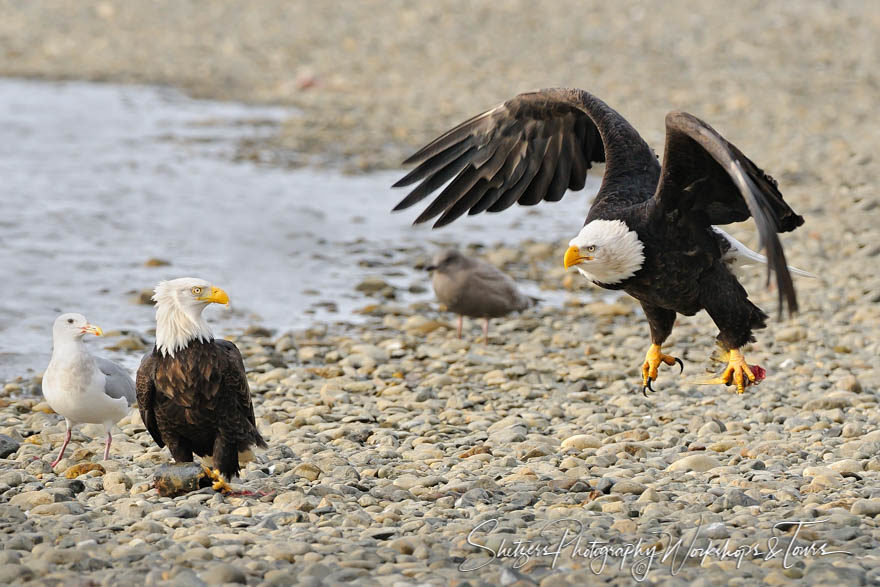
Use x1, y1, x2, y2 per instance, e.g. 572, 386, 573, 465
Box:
82, 324, 103, 336
564, 245, 591, 269
198, 286, 229, 305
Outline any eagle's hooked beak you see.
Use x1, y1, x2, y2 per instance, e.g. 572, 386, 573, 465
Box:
564, 245, 591, 269
199, 286, 229, 305
81, 324, 103, 336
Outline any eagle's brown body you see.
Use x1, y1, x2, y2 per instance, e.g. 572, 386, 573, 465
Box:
136, 339, 265, 480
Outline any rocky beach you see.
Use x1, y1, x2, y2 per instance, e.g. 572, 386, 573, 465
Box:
1, 1, 879, 585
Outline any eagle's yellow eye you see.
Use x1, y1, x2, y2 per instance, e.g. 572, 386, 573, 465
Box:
191, 286, 202, 295
586, 245, 596, 252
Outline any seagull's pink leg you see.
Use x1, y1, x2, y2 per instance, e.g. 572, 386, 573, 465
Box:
457, 315, 463, 338
483, 319, 489, 345
51, 420, 72, 468
103, 430, 112, 461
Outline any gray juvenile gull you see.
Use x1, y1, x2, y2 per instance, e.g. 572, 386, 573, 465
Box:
42, 313, 136, 467
393, 88, 809, 395
426, 249, 537, 344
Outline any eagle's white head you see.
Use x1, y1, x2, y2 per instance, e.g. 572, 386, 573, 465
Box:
152, 277, 229, 357
564, 219, 645, 285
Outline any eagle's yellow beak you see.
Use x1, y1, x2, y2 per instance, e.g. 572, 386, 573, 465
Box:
564, 245, 591, 269
199, 286, 229, 305
82, 324, 103, 336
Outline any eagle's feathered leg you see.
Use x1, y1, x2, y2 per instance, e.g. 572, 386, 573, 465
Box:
639, 303, 684, 396
699, 265, 768, 394
209, 433, 240, 492
166, 436, 193, 464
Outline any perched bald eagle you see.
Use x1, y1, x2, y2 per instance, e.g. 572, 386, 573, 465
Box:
136, 278, 266, 486
393, 88, 807, 395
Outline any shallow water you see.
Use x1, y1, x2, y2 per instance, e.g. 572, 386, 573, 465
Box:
0, 78, 599, 381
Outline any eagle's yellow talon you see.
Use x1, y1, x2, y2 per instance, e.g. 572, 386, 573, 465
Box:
706, 348, 757, 394
203, 466, 233, 493
641, 343, 684, 395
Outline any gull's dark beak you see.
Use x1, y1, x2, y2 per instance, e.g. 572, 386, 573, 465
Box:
425, 265, 438, 272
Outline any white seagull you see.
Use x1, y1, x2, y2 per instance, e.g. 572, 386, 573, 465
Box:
42, 313, 136, 467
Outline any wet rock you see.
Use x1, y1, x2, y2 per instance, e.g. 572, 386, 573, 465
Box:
133, 289, 156, 305
0, 434, 20, 458
103, 335, 147, 352
355, 277, 394, 297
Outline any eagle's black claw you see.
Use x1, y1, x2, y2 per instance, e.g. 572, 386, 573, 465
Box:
675, 358, 684, 374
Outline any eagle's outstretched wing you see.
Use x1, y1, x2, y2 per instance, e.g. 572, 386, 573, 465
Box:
654, 112, 805, 316
392, 88, 633, 227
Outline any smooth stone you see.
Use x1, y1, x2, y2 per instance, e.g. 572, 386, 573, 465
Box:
9, 491, 55, 509
828, 459, 863, 474
199, 563, 247, 585
611, 480, 646, 495
103, 471, 133, 495
719, 488, 759, 509
0, 564, 34, 584
559, 434, 602, 450
293, 463, 322, 481
29, 502, 85, 516
802, 562, 865, 585
850, 498, 880, 517
0, 434, 20, 458
666, 454, 722, 472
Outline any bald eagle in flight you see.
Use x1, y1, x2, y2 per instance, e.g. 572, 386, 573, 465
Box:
136, 278, 266, 488
392, 88, 807, 395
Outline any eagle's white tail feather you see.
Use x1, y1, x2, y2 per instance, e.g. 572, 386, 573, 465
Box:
713, 227, 817, 279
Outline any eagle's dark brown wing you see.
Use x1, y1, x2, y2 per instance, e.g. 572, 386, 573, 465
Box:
135, 351, 164, 448
214, 339, 265, 443
655, 111, 805, 316
392, 88, 644, 228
